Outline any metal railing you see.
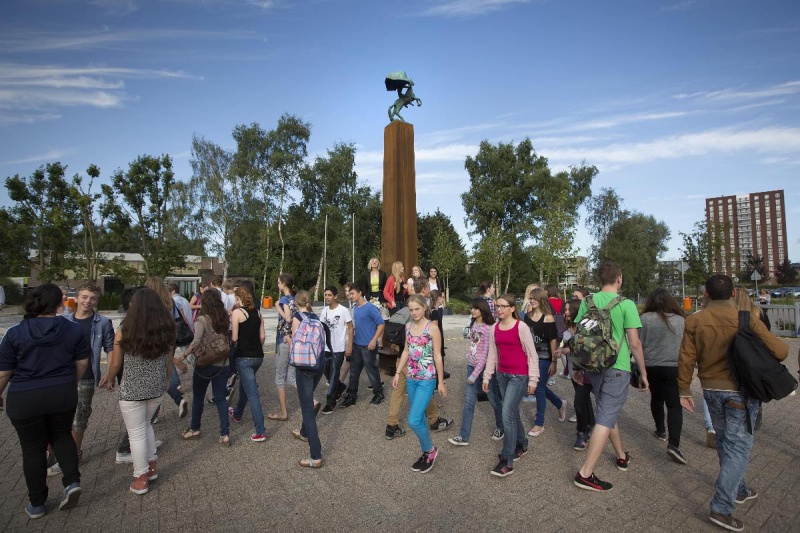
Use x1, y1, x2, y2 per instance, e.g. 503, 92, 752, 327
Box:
762, 303, 800, 337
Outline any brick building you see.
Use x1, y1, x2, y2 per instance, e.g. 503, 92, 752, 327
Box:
705, 190, 788, 280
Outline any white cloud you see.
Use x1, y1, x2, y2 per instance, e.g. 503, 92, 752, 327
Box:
0, 111, 61, 125
421, 0, 532, 17
2, 148, 69, 165
88, 0, 139, 16
662, 0, 700, 12
674, 81, 800, 102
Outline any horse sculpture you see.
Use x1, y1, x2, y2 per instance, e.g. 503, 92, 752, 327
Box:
385, 71, 422, 123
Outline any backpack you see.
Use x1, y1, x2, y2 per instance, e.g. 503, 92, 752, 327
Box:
728, 311, 797, 402
289, 312, 326, 370
569, 294, 624, 373
174, 303, 194, 347
194, 317, 230, 368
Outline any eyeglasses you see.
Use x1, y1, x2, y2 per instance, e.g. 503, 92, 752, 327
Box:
495, 304, 513, 309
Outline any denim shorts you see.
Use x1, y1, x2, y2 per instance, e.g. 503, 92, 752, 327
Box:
586, 367, 629, 429
72, 379, 95, 432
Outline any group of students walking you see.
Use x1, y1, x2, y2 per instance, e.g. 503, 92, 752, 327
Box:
0, 259, 793, 532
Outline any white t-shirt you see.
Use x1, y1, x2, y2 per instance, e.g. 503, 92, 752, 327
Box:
320, 304, 352, 353
222, 292, 236, 313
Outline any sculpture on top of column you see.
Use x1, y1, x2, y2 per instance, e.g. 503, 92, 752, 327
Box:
386, 71, 422, 123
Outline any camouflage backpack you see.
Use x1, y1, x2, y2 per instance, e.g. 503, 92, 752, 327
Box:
569, 294, 624, 373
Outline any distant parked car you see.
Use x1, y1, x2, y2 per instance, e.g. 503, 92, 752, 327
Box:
771, 288, 788, 298
787, 287, 800, 298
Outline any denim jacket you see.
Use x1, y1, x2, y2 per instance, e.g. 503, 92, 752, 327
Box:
62, 311, 115, 387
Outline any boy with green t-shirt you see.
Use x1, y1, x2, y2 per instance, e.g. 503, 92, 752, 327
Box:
573, 262, 648, 492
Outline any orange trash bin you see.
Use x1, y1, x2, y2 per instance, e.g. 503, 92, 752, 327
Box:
683, 297, 691, 312
262, 297, 273, 309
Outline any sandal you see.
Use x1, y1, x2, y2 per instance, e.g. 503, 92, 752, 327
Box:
299, 457, 324, 468
268, 414, 289, 421
218, 435, 231, 447
182, 428, 201, 440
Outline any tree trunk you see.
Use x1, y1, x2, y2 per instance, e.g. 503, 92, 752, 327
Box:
313, 253, 324, 302
504, 264, 511, 294
278, 193, 286, 276
259, 227, 271, 302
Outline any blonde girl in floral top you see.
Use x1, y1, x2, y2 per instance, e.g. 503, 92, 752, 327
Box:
392, 295, 447, 473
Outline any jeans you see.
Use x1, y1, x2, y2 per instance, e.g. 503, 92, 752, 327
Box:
407, 378, 436, 452
296, 366, 325, 460
496, 372, 528, 466
191, 365, 231, 436
704, 390, 759, 516
275, 336, 296, 388
166, 367, 183, 405
233, 357, 266, 436
387, 369, 439, 427
487, 373, 504, 431
119, 398, 161, 478
325, 351, 345, 405
534, 359, 563, 426
458, 365, 482, 441
347, 344, 383, 397
571, 379, 595, 434
8, 384, 79, 507
647, 366, 682, 447
702, 398, 714, 430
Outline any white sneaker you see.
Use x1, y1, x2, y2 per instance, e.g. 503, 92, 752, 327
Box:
47, 463, 63, 477
448, 436, 469, 446
178, 399, 188, 419
115, 451, 132, 464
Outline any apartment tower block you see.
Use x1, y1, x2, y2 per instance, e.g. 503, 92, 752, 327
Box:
705, 189, 787, 279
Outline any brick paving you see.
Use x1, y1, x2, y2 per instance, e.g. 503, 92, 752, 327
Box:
1, 311, 798, 532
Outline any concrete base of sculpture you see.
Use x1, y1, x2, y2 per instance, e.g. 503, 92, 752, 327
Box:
381, 121, 418, 274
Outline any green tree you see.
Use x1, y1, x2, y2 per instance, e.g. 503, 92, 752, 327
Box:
601, 211, 670, 298
775, 258, 797, 285
418, 209, 469, 298
462, 138, 595, 287
102, 155, 185, 278
473, 224, 511, 293
6, 162, 79, 282
68, 164, 106, 283
531, 188, 578, 285
0, 208, 31, 276
585, 187, 624, 264
679, 219, 728, 296
739, 253, 767, 284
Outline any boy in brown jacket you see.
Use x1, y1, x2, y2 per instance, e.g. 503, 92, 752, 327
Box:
678, 275, 788, 532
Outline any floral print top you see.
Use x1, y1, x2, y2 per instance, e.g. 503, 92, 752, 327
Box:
405, 321, 436, 381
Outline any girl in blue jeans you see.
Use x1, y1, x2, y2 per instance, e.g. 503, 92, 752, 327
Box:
392, 295, 447, 473
523, 288, 567, 437
228, 287, 267, 442
449, 298, 494, 446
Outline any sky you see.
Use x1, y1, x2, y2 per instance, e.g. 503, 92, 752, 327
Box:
1, 0, 799, 267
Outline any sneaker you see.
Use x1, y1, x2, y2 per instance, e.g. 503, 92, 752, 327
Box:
385, 425, 406, 440
574, 471, 613, 491
155, 439, 163, 449
491, 428, 504, 441
443, 371, 451, 380
340, 394, 356, 408
178, 398, 188, 419
291, 429, 308, 442
430, 417, 454, 432
558, 400, 568, 422
47, 463, 62, 477
228, 407, 241, 423
146, 460, 158, 481
616, 451, 631, 471
417, 446, 438, 473
573, 432, 588, 451
568, 415, 577, 423
226, 387, 236, 407
115, 451, 132, 464
250, 434, 267, 443
370, 392, 385, 405
514, 444, 528, 459
321, 404, 335, 415
130, 473, 149, 495
666, 444, 687, 465
735, 488, 758, 504
490, 460, 514, 477
367, 381, 384, 390
25, 502, 46, 519
654, 430, 667, 441
335, 382, 347, 400
547, 377, 556, 386
706, 430, 717, 449
411, 454, 426, 472
527, 426, 544, 437
448, 436, 469, 446
709, 511, 744, 531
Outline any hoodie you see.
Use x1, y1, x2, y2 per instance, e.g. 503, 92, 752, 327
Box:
0, 316, 91, 393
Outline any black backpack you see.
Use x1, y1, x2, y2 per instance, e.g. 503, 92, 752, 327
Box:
728, 311, 797, 403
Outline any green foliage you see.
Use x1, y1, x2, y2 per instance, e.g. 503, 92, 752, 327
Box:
600, 211, 670, 298
418, 209, 469, 297
585, 187, 624, 265
446, 297, 470, 315
739, 253, 767, 283
103, 154, 186, 278
6, 162, 80, 282
531, 188, 578, 285
97, 291, 121, 311
0, 207, 31, 276
776, 259, 797, 285
0, 278, 25, 305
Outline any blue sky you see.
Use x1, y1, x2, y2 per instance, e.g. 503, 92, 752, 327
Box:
2, 0, 799, 267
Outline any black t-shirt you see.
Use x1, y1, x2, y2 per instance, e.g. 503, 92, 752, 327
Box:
74, 313, 95, 381
523, 313, 558, 359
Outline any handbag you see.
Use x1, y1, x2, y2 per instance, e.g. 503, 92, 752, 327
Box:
194, 318, 230, 368
175, 305, 194, 347
629, 357, 641, 388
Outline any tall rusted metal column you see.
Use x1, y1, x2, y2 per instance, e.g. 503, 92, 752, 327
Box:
381, 120, 418, 273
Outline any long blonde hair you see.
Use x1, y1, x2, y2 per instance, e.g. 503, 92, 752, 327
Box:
524, 283, 541, 301
734, 286, 764, 318
295, 290, 312, 312
367, 257, 380, 271
391, 261, 404, 293
145, 276, 173, 311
